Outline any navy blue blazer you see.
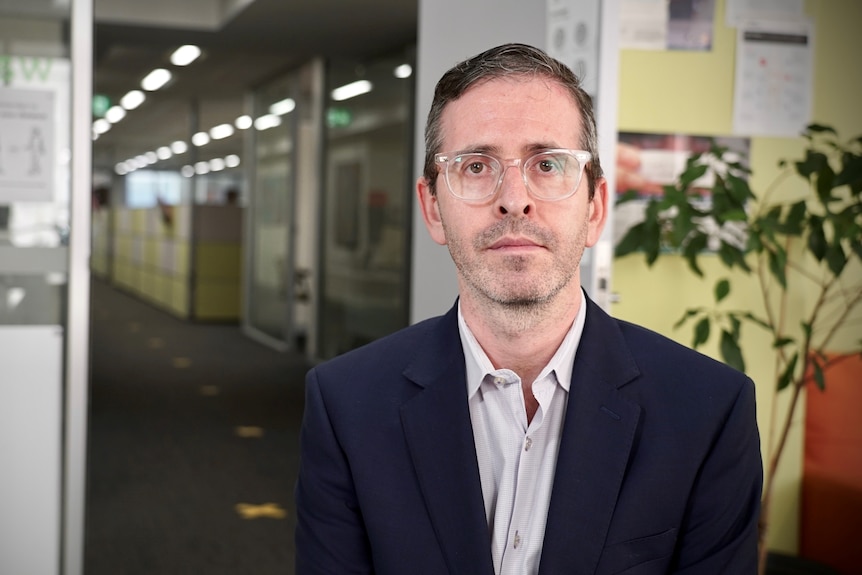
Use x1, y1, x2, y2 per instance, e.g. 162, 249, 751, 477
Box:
295, 296, 762, 574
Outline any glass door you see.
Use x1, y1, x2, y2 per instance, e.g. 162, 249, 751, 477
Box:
0, 1, 91, 574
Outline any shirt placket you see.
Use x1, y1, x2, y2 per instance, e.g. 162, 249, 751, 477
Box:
499, 377, 551, 575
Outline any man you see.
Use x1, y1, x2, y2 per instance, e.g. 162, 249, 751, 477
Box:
295, 43, 762, 574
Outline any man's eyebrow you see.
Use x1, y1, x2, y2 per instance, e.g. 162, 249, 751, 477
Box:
453, 142, 562, 156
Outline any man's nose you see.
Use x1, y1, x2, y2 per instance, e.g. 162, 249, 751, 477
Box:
495, 163, 533, 216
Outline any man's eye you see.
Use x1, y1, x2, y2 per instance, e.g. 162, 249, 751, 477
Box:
468, 162, 485, 174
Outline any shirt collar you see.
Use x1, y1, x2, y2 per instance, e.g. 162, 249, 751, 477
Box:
458, 293, 588, 399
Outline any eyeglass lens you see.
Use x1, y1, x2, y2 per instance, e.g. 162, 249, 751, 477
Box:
447, 151, 584, 200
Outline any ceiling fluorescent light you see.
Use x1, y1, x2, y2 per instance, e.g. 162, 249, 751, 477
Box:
105, 105, 126, 123
331, 80, 373, 101
120, 90, 146, 110
171, 140, 188, 154
269, 98, 296, 116
210, 123, 235, 140
191, 131, 211, 147
225, 154, 240, 168
254, 114, 282, 131
156, 146, 173, 160
394, 64, 412, 79
93, 119, 111, 135
209, 158, 226, 171
141, 68, 172, 91
171, 45, 201, 66
235, 115, 253, 130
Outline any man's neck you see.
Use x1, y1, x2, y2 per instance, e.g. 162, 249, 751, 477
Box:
459, 285, 583, 384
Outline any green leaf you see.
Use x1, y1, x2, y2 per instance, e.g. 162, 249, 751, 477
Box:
720, 330, 746, 372
816, 163, 836, 203
805, 123, 837, 135
682, 234, 708, 277
726, 174, 753, 204
801, 321, 813, 340
674, 308, 703, 329
615, 189, 641, 205
812, 358, 825, 391
768, 246, 788, 288
825, 241, 847, 276
777, 353, 799, 391
781, 201, 807, 235
773, 337, 795, 348
807, 216, 827, 260
679, 163, 709, 189
796, 151, 828, 179
714, 279, 730, 302
614, 223, 647, 258
693, 317, 711, 348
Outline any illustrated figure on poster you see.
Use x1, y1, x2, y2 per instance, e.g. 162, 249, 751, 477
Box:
27, 126, 46, 176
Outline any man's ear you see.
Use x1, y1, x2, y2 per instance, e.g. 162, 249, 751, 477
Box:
417, 177, 447, 246
585, 177, 608, 247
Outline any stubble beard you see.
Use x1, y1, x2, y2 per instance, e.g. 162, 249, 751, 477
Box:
443, 215, 588, 329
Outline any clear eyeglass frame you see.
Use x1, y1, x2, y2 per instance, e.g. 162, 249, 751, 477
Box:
434, 148, 592, 202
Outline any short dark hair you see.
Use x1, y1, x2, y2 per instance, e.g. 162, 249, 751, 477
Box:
423, 43, 602, 199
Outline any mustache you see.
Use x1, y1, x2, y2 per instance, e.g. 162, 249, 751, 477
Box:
474, 218, 555, 249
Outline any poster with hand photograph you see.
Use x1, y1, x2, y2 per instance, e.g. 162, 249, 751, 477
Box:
613, 131, 750, 250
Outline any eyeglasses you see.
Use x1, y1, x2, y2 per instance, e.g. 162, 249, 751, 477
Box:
434, 149, 591, 202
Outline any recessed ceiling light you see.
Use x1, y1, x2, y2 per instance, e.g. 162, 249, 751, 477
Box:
105, 106, 126, 123
157, 146, 172, 160
191, 132, 211, 146
171, 45, 201, 67
269, 98, 296, 116
331, 80, 372, 101
225, 154, 240, 168
120, 90, 146, 110
171, 141, 188, 154
93, 119, 111, 134
210, 123, 235, 140
235, 115, 253, 130
254, 114, 282, 130
141, 68, 172, 91
394, 64, 412, 79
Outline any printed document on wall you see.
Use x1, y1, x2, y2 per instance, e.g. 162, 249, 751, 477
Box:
546, 0, 600, 97
0, 88, 54, 202
732, 20, 812, 137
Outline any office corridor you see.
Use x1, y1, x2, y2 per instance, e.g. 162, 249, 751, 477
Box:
84, 278, 312, 574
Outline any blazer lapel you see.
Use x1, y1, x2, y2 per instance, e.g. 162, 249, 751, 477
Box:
400, 305, 495, 575
539, 297, 642, 575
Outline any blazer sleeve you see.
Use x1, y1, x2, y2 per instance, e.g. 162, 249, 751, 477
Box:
294, 368, 374, 574
673, 376, 763, 574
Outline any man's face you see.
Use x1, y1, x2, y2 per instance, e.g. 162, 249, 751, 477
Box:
417, 76, 607, 309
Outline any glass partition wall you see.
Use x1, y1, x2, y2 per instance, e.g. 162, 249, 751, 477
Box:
317, 49, 415, 359
0, 1, 92, 574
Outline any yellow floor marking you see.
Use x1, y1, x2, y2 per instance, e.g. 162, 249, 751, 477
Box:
235, 426, 265, 438
199, 385, 220, 396
172, 357, 192, 368
147, 337, 164, 349
235, 502, 287, 520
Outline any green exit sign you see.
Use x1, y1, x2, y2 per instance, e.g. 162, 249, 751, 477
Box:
92, 94, 111, 118
327, 107, 352, 128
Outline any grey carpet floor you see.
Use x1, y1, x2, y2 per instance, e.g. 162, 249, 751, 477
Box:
84, 279, 311, 575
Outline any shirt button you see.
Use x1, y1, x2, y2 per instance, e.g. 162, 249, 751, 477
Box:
493, 376, 505, 385
513, 531, 521, 549
524, 436, 533, 451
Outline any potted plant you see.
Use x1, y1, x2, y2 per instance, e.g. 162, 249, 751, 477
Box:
614, 124, 862, 575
